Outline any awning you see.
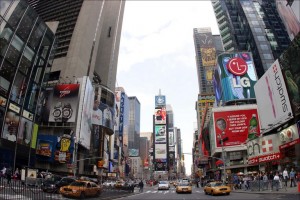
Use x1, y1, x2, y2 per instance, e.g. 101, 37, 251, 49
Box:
216, 160, 224, 166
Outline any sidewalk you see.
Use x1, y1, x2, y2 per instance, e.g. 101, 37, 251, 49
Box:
232, 185, 299, 195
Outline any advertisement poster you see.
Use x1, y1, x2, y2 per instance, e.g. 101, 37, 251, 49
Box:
198, 27, 216, 67
48, 84, 80, 122
17, 117, 33, 146
36, 139, 53, 157
2, 111, 20, 142
254, 59, 292, 132
213, 108, 260, 148
129, 149, 139, 157
168, 131, 174, 146
154, 108, 166, 124
216, 52, 258, 103
155, 125, 166, 143
155, 144, 167, 159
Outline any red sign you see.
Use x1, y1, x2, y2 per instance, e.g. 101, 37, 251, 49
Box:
227, 57, 248, 76
248, 152, 281, 165
279, 138, 300, 150
214, 109, 260, 148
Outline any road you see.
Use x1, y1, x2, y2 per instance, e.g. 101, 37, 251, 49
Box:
116, 185, 300, 200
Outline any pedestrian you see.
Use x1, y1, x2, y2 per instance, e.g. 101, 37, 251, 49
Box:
263, 173, 268, 190
138, 180, 144, 193
268, 171, 274, 191
6, 168, 12, 184
1, 166, 6, 178
273, 172, 280, 191
282, 168, 289, 187
290, 168, 296, 187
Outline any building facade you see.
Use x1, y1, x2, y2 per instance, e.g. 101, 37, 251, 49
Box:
211, 0, 291, 78
0, 0, 56, 171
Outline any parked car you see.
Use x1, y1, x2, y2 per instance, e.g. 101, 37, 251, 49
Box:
60, 180, 102, 199
204, 181, 231, 196
176, 182, 192, 193
158, 181, 170, 190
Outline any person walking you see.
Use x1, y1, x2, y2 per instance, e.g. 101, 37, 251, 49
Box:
6, 168, 12, 184
282, 168, 289, 187
273, 172, 280, 191
290, 168, 296, 187
138, 180, 144, 193
263, 173, 269, 190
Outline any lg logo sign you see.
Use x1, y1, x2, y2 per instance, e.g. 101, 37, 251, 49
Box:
227, 57, 251, 88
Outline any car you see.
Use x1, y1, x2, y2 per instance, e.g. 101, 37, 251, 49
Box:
41, 175, 62, 193
203, 181, 231, 196
103, 180, 116, 187
176, 182, 192, 193
158, 181, 170, 190
115, 180, 125, 188
55, 177, 77, 193
59, 180, 102, 199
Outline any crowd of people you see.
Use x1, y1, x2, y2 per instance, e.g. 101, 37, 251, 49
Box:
230, 168, 299, 191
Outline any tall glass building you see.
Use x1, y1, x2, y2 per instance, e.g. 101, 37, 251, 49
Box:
128, 96, 140, 156
0, 0, 56, 169
211, 0, 291, 78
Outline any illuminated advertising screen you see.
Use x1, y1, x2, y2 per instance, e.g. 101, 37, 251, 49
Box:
2, 111, 20, 142
216, 52, 258, 103
254, 59, 293, 132
154, 108, 166, 124
129, 148, 139, 157
155, 125, 166, 143
213, 106, 260, 148
279, 33, 300, 117
48, 84, 80, 123
155, 144, 167, 159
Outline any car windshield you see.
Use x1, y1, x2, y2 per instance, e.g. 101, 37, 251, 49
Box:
178, 182, 189, 186
211, 182, 224, 187
159, 181, 168, 184
70, 182, 85, 187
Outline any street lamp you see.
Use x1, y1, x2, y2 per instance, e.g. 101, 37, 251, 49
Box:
217, 131, 226, 183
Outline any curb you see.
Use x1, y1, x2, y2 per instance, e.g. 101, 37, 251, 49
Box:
232, 190, 300, 195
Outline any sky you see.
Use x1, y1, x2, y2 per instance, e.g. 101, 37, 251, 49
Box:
117, 1, 219, 176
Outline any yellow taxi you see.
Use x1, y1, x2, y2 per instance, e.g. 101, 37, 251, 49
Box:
176, 182, 192, 193
59, 180, 102, 198
204, 181, 231, 196
115, 180, 125, 188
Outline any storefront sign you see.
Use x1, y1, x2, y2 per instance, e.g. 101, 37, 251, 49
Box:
248, 152, 281, 165
279, 138, 300, 150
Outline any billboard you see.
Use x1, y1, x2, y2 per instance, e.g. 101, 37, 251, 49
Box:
155, 95, 166, 108
77, 77, 94, 149
276, 0, 300, 41
255, 59, 293, 133
48, 84, 80, 122
129, 148, 139, 157
155, 144, 167, 159
198, 27, 216, 67
155, 125, 166, 143
247, 133, 281, 165
119, 92, 125, 146
279, 33, 300, 117
216, 52, 258, 103
2, 111, 20, 142
154, 108, 166, 124
213, 106, 260, 148
279, 124, 300, 150
168, 130, 175, 146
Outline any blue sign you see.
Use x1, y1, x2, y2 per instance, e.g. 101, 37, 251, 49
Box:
155, 95, 166, 108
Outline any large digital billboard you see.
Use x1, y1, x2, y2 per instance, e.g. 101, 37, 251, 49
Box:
216, 52, 258, 103
48, 84, 80, 123
154, 108, 166, 124
213, 105, 260, 148
77, 77, 94, 150
278, 33, 300, 117
155, 144, 167, 159
155, 125, 167, 144
255, 59, 293, 133
155, 95, 166, 108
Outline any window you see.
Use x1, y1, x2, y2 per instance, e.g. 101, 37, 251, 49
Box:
260, 44, 269, 50
257, 36, 266, 42
254, 28, 262, 33
263, 54, 272, 59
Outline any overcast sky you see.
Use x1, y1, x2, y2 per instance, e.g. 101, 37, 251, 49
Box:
117, 1, 219, 175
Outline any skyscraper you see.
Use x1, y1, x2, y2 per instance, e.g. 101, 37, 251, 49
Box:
128, 96, 141, 156
211, 0, 291, 78
27, 0, 125, 90
193, 27, 224, 94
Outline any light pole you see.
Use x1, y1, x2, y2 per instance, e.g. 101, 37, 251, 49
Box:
217, 132, 226, 183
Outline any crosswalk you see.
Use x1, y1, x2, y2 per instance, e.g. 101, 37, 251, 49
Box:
143, 190, 202, 194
